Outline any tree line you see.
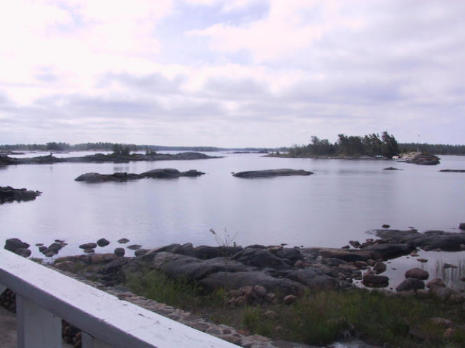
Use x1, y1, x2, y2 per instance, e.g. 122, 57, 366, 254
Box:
288, 131, 400, 158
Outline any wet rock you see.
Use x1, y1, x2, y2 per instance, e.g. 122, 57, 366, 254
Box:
232, 169, 313, 178
427, 278, 446, 289
396, 278, 425, 292
118, 238, 129, 244
362, 243, 414, 260
83, 248, 95, 254
405, 268, 429, 280
79, 243, 97, 250
373, 262, 387, 274
349, 240, 361, 248
127, 244, 141, 250
97, 238, 110, 247
383, 167, 399, 171
417, 258, 428, 263
135, 249, 149, 257
362, 274, 389, 288
382, 224, 390, 228
354, 261, 368, 269
4, 238, 30, 253
114, 248, 125, 257
14, 248, 31, 257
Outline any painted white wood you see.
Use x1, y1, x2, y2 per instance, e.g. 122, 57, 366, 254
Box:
82, 332, 113, 348
16, 295, 62, 348
0, 249, 239, 348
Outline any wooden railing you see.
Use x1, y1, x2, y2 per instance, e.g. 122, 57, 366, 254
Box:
0, 249, 239, 348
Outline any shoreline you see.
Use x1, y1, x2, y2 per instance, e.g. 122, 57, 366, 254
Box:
3, 226, 465, 347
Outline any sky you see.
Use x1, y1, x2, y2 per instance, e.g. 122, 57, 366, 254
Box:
0, 0, 464, 147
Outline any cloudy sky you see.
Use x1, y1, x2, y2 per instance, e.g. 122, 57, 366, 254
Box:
0, 0, 464, 147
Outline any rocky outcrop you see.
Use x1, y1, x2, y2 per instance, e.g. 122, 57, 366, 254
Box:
75, 169, 204, 183
0, 186, 41, 204
403, 153, 440, 165
374, 229, 465, 252
440, 169, 465, 173
232, 169, 313, 178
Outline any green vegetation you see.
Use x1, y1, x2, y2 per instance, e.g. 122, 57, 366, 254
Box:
287, 131, 400, 158
124, 269, 465, 347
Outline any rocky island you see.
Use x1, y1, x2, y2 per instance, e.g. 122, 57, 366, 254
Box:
75, 168, 205, 183
232, 169, 313, 178
0, 151, 218, 166
0, 186, 41, 204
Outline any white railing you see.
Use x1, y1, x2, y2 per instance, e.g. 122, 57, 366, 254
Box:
0, 249, 239, 348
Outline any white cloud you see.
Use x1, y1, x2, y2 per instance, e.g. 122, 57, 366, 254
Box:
0, 0, 465, 146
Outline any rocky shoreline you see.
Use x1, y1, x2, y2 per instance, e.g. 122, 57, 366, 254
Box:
75, 168, 205, 183
0, 186, 41, 204
4, 225, 465, 347
0, 151, 218, 166
5, 224, 465, 294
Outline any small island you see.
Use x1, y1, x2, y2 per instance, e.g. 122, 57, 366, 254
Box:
0, 186, 41, 204
75, 169, 205, 183
232, 169, 313, 178
0, 150, 218, 166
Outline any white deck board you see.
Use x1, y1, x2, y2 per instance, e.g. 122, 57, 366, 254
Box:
0, 249, 239, 348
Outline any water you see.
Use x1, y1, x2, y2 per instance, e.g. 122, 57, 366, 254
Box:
1, 153, 464, 259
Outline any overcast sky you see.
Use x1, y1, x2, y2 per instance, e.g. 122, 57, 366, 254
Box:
0, 0, 464, 147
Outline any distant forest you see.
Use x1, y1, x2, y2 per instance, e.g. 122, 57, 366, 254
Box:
0, 142, 266, 153
286, 132, 465, 158
1, 136, 465, 156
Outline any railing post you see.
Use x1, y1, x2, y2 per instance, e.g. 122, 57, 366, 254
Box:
16, 295, 62, 348
82, 332, 113, 348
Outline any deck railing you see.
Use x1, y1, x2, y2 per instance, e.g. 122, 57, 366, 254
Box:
0, 249, 239, 348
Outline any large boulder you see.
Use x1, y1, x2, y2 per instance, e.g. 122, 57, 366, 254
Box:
151, 252, 247, 282
405, 268, 429, 280
199, 271, 304, 295
4, 238, 30, 253
363, 243, 414, 260
232, 247, 291, 269
283, 268, 339, 290
362, 274, 389, 288
396, 278, 425, 292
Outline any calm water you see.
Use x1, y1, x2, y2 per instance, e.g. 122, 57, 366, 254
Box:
1, 153, 465, 259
